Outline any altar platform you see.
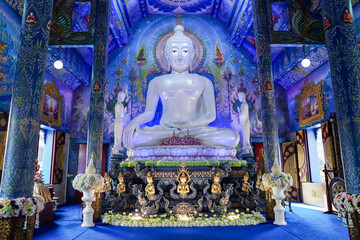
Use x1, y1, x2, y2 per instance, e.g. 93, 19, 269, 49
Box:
103, 143, 262, 223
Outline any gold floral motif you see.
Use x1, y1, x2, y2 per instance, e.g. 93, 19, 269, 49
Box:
0, 215, 35, 239
0, 218, 11, 239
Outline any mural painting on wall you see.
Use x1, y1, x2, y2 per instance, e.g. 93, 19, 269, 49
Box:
296, 80, 324, 127
43, 76, 73, 133
49, 0, 95, 45
41, 80, 64, 128
0, 1, 21, 111
271, 0, 325, 44
287, 63, 335, 132
70, 16, 290, 141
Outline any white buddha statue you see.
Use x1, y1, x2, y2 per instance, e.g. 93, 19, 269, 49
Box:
237, 92, 251, 154
123, 24, 239, 149
114, 91, 127, 152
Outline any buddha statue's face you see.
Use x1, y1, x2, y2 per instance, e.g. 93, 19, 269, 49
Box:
166, 41, 194, 73
180, 172, 187, 183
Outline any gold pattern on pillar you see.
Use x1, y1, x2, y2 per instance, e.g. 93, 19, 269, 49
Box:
296, 130, 311, 182
281, 142, 300, 201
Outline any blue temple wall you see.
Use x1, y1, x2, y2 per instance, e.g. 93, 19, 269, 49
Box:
0, 0, 20, 112
70, 15, 290, 142
286, 62, 336, 132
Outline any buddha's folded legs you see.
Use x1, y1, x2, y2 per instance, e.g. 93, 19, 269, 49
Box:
129, 126, 239, 148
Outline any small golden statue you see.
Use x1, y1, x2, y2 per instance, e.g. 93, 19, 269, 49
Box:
116, 172, 126, 194
242, 171, 251, 192
255, 169, 262, 189
177, 171, 190, 196
211, 172, 222, 194
104, 172, 112, 192
145, 172, 155, 197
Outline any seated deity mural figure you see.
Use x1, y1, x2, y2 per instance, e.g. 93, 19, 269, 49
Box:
237, 92, 252, 154
123, 24, 239, 149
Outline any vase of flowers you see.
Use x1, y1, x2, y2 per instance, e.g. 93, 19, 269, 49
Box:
81, 189, 96, 227
34, 170, 44, 187
72, 154, 104, 228
261, 163, 293, 225
333, 192, 360, 240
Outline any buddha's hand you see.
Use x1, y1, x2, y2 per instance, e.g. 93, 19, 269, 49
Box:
123, 122, 140, 148
162, 120, 192, 129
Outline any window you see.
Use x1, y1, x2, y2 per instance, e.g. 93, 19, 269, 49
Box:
306, 126, 325, 183
37, 126, 55, 184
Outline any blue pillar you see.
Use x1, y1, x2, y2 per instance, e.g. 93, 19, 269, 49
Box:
86, 0, 110, 172
252, 0, 280, 171
322, 0, 360, 194
0, 0, 53, 198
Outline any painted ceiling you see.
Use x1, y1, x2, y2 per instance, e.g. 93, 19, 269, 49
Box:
1, 0, 349, 90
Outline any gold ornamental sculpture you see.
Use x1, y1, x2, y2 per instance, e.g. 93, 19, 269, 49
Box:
296, 80, 324, 127
145, 172, 155, 197
116, 172, 126, 194
242, 171, 251, 192
211, 172, 222, 194
177, 169, 190, 197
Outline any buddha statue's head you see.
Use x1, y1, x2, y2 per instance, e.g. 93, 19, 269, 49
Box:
243, 171, 249, 182
257, 169, 262, 177
104, 172, 110, 180
180, 172, 187, 183
238, 92, 245, 102
164, 24, 195, 73
147, 172, 153, 183
214, 172, 220, 183
118, 172, 124, 183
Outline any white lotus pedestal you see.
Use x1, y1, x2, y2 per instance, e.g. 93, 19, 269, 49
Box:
272, 187, 287, 225
81, 189, 96, 227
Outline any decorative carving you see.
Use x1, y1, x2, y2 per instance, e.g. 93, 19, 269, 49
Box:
40, 80, 63, 127
145, 172, 156, 197
103, 172, 112, 192
296, 80, 324, 127
176, 163, 191, 197
211, 172, 222, 194
116, 172, 126, 194
241, 171, 250, 192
